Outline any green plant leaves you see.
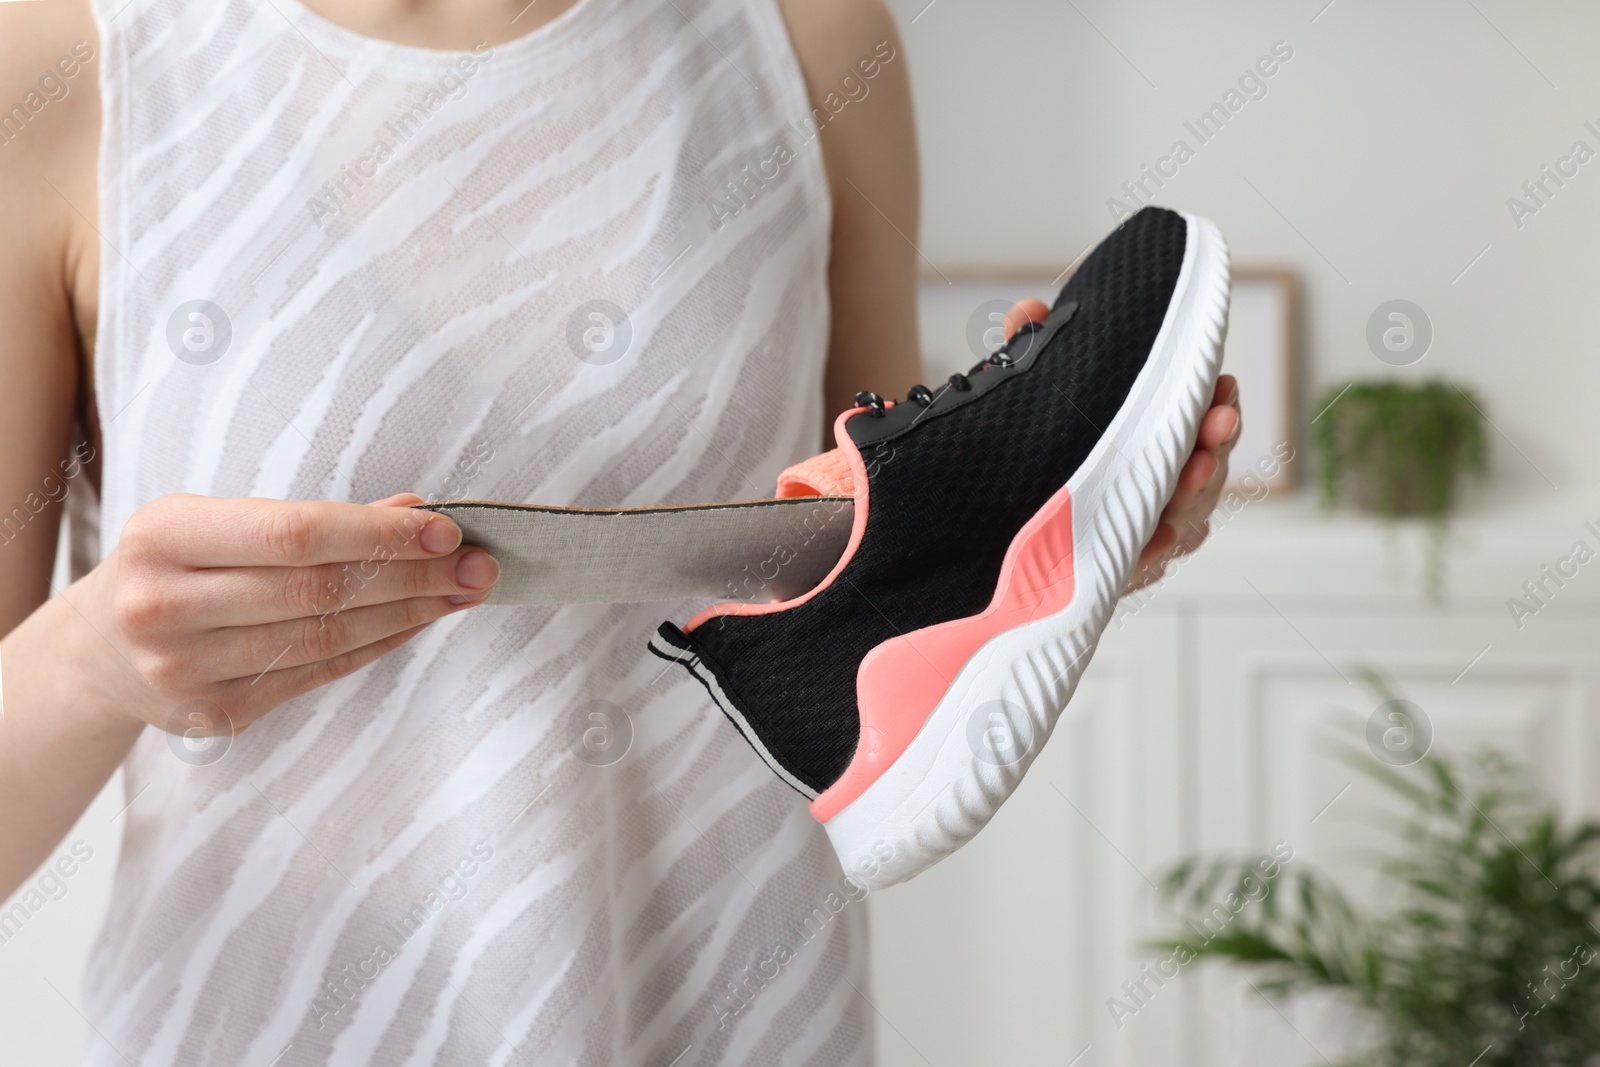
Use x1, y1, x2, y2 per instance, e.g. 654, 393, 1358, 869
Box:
1156, 743, 1600, 1066
1314, 381, 1488, 519
1312, 380, 1490, 598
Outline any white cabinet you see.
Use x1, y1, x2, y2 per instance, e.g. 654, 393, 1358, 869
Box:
869, 492, 1600, 1066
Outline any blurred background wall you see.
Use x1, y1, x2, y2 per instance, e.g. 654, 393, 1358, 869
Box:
7, 1, 1600, 1065
867, 1, 1600, 1065
897, 0, 1598, 500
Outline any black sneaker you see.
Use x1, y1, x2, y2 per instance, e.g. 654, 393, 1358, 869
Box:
649, 207, 1229, 888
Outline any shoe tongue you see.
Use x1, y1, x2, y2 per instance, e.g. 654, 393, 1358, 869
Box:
775, 448, 856, 498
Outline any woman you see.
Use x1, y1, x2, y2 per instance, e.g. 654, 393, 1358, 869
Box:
0, 0, 1240, 1062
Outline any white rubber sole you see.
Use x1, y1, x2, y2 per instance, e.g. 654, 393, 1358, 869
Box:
825, 212, 1231, 890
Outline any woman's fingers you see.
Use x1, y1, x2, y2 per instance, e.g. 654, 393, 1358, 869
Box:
198, 592, 481, 680
221, 622, 437, 724
1003, 298, 1051, 340
96, 491, 492, 737
368, 492, 426, 508
1167, 376, 1242, 519
1164, 452, 1224, 539
129, 495, 463, 569
1197, 377, 1242, 451
1136, 521, 1177, 564
1159, 379, 1240, 552
174, 547, 499, 627
1176, 448, 1221, 498
1124, 377, 1244, 594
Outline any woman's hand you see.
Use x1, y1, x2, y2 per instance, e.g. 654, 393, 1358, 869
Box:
1126, 374, 1240, 592
74, 491, 499, 737
1002, 300, 1241, 594
0, 490, 499, 896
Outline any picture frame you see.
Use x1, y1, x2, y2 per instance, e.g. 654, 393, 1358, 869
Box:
917, 265, 1298, 491
1221, 267, 1298, 492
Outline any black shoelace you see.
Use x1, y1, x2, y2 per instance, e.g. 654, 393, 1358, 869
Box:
853, 320, 1041, 418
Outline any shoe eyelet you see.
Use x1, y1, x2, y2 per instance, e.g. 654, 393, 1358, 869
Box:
854, 390, 888, 417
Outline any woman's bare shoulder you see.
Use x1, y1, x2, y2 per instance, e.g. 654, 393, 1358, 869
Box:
0, 0, 101, 355
0, 0, 101, 600
775, 0, 902, 98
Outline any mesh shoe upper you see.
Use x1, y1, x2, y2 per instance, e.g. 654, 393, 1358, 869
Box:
656, 207, 1190, 795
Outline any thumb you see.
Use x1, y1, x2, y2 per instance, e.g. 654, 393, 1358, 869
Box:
367, 492, 426, 507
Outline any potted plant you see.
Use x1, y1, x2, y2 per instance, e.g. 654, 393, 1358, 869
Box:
1312, 380, 1489, 596
1155, 741, 1600, 1066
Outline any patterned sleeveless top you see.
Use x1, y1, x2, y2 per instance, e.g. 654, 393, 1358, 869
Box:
82, 0, 870, 1061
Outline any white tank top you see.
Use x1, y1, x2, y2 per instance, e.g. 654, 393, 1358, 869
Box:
82, 0, 870, 1062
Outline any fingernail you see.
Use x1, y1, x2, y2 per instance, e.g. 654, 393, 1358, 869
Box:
455, 550, 499, 591
422, 517, 461, 555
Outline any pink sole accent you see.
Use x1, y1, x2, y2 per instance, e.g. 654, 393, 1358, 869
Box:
809, 484, 1077, 823
684, 407, 873, 632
